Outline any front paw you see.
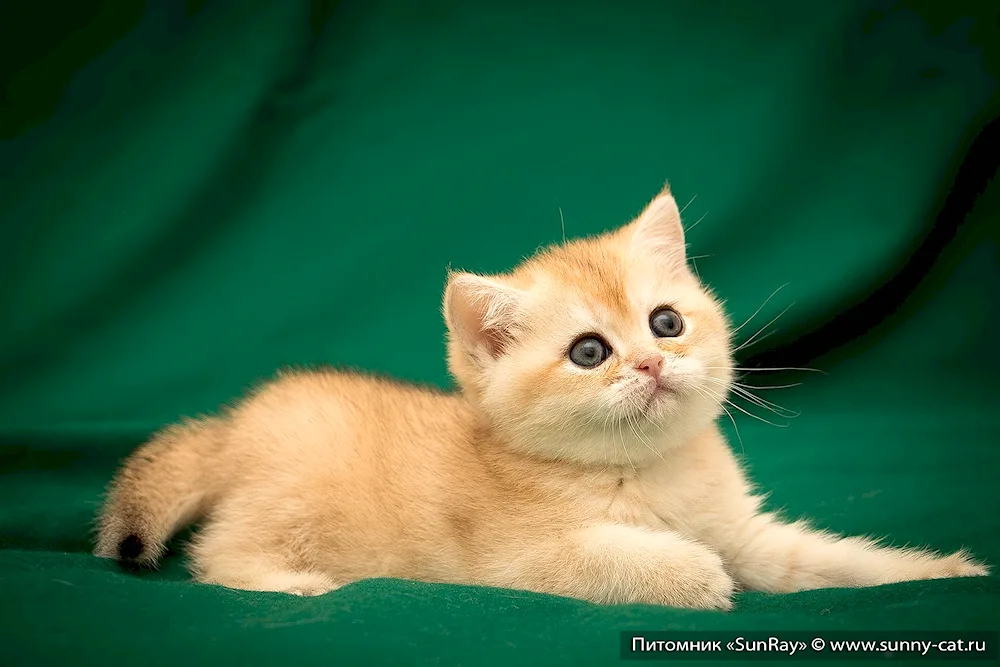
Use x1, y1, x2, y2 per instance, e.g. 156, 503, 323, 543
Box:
878, 547, 991, 585
667, 550, 736, 611
926, 550, 990, 580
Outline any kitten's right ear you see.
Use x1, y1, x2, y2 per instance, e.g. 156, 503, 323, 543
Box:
444, 272, 524, 360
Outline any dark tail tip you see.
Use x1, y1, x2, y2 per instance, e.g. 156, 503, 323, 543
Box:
117, 534, 144, 561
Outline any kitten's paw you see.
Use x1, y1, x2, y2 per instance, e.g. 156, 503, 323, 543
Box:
666, 550, 735, 611
928, 551, 990, 580
203, 568, 340, 596
288, 585, 335, 597
883, 548, 991, 584
278, 572, 340, 597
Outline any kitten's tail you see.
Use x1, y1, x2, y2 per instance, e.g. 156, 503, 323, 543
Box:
94, 416, 227, 568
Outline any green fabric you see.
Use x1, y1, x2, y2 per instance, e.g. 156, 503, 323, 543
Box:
2, 1, 998, 665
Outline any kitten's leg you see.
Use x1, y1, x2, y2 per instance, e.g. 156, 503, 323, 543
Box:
199, 564, 340, 597
668, 429, 988, 593
485, 523, 735, 609
191, 545, 340, 596
715, 510, 988, 593
188, 520, 340, 596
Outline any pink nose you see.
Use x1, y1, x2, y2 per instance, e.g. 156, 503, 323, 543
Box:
635, 354, 664, 379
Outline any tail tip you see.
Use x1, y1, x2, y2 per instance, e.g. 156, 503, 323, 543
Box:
117, 534, 144, 561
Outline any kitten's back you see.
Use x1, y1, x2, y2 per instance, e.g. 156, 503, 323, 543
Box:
96, 368, 482, 570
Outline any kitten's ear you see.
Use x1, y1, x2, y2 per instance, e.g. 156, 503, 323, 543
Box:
629, 182, 686, 265
444, 272, 524, 360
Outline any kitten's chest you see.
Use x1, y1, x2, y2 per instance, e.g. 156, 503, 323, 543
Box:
591, 472, 674, 531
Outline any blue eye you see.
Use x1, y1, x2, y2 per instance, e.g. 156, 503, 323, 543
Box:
569, 336, 611, 368
650, 308, 684, 337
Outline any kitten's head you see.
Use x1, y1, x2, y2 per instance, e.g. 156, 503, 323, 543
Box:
444, 184, 733, 466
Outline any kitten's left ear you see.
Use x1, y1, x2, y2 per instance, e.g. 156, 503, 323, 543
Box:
629, 182, 686, 265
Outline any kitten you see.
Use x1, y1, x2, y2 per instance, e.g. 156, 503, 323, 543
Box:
95, 184, 988, 608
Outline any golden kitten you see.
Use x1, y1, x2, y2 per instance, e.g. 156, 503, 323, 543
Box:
95, 184, 987, 608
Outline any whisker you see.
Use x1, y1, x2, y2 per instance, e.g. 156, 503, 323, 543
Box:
719, 404, 745, 456
624, 407, 666, 465
698, 384, 790, 428
696, 374, 800, 419
615, 411, 638, 476
724, 399, 789, 429
733, 329, 779, 354
731, 284, 789, 336
734, 302, 794, 353
734, 381, 802, 390
558, 206, 566, 245
705, 366, 827, 375
584, 463, 615, 485
679, 194, 698, 215
728, 385, 800, 419
690, 384, 746, 455
683, 210, 709, 234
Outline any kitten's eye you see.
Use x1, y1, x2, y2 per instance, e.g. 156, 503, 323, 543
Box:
650, 307, 684, 338
568, 336, 611, 368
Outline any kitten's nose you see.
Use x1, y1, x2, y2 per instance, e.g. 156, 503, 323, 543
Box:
635, 354, 664, 379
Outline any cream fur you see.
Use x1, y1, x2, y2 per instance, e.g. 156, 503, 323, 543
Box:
95, 184, 988, 608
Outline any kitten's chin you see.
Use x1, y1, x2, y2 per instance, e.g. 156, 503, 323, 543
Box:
625, 384, 680, 423
644, 386, 677, 413
485, 388, 716, 467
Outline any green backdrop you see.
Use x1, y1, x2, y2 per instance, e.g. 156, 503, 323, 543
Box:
1, 1, 998, 665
